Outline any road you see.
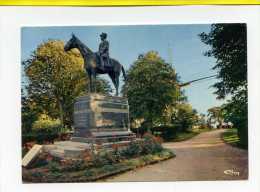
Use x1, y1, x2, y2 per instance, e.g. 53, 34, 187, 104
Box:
105, 129, 248, 182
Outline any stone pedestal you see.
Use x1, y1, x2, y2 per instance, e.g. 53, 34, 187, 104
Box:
71, 94, 135, 143
34, 94, 135, 160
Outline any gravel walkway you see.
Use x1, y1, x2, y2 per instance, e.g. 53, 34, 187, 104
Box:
104, 129, 248, 182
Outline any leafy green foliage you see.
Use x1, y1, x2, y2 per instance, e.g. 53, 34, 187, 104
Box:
22, 114, 71, 144
142, 133, 163, 154
48, 161, 60, 173
22, 131, 71, 145
84, 169, 96, 177
61, 160, 85, 172
21, 89, 39, 134
121, 133, 163, 158
199, 24, 247, 98
28, 153, 49, 168
131, 103, 199, 140
196, 113, 208, 129
199, 24, 248, 147
151, 125, 176, 141
32, 114, 61, 131
30, 171, 44, 178
122, 51, 184, 129
91, 153, 111, 167
23, 40, 86, 128
120, 141, 143, 158
22, 40, 111, 130
23, 149, 175, 183
221, 90, 248, 147
172, 103, 198, 132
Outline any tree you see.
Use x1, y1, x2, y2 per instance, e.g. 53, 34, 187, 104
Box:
207, 106, 223, 129
221, 90, 247, 145
23, 40, 111, 129
197, 113, 208, 129
21, 88, 39, 133
199, 24, 247, 99
122, 51, 183, 130
172, 103, 198, 132
199, 24, 248, 146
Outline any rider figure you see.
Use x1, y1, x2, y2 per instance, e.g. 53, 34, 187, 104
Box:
98, 32, 109, 70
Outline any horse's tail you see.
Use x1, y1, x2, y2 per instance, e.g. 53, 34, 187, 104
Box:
121, 66, 127, 81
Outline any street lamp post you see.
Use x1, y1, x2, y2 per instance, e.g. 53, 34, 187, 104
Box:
178, 75, 217, 88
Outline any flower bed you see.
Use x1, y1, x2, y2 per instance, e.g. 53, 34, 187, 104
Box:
22, 134, 175, 183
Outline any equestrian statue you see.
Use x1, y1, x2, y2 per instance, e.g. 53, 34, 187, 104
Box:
64, 33, 126, 96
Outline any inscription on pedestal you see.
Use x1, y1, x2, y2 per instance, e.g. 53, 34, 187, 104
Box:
73, 94, 130, 137
100, 102, 128, 110
100, 112, 129, 129
74, 112, 91, 128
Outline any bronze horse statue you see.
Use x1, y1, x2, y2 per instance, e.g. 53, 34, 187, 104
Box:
64, 34, 126, 96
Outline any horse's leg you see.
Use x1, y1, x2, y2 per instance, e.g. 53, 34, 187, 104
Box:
114, 73, 119, 96
93, 70, 97, 93
87, 70, 92, 93
109, 72, 117, 95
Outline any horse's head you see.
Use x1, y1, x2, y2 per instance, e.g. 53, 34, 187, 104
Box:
64, 34, 78, 52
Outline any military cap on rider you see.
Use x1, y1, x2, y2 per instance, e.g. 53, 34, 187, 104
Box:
100, 32, 107, 39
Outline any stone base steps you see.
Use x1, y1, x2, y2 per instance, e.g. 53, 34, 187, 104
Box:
71, 131, 136, 144
42, 130, 137, 159
42, 138, 140, 159
48, 148, 65, 159
43, 141, 91, 159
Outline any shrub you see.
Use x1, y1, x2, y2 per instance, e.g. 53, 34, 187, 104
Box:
111, 144, 122, 162
152, 126, 177, 141
120, 141, 143, 158
22, 131, 72, 145
102, 164, 116, 172
142, 133, 163, 154
132, 124, 178, 141
22, 118, 72, 145
31, 171, 44, 178
91, 153, 109, 167
102, 151, 120, 164
47, 161, 60, 172
48, 171, 63, 179
141, 154, 153, 163
61, 159, 85, 172
32, 114, 61, 133
84, 169, 96, 177
21, 114, 63, 145
70, 160, 85, 171
26, 133, 165, 174
22, 132, 59, 145
130, 126, 148, 137
120, 134, 163, 158
30, 153, 49, 168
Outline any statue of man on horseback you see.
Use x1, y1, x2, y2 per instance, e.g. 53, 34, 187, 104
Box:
64, 33, 126, 96
98, 32, 110, 70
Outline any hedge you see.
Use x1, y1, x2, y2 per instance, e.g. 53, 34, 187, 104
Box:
22, 131, 72, 145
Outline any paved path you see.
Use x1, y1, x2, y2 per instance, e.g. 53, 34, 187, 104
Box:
105, 129, 248, 182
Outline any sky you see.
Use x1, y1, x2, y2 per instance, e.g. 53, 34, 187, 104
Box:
21, 24, 226, 114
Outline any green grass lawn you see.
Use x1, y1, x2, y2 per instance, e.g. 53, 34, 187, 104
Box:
222, 128, 244, 149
